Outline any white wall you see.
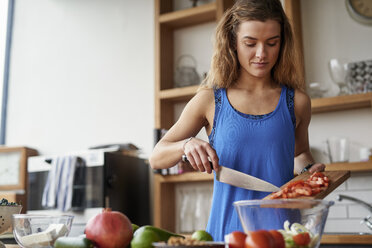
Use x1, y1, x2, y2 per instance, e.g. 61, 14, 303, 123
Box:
301, 0, 372, 163
6, 0, 154, 156
301, 0, 372, 234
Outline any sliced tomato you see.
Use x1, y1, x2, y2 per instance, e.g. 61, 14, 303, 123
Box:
245, 230, 274, 248
292, 232, 311, 246
226, 231, 247, 248
286, 180, 305, 189
269, 230, 285, 248
309, 172, 326, 180
269, 171, 330, 199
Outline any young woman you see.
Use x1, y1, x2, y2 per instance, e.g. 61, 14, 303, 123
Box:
149, 0, 325, 241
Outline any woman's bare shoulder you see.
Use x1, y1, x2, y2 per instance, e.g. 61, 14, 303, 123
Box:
294, 88, 311, 111
294, 88, 311, 123
191, 88, 215, 106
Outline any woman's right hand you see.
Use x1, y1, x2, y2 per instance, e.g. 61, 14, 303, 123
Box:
183, 137, 219, 174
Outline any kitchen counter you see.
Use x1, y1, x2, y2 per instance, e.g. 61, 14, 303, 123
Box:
3, 236, 372, 247
321, 234, 372, 245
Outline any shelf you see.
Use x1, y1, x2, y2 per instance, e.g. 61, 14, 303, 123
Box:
158, 88, 372, 112
158, 85, 199, 102
311, 92, 372, 114
159, 2, 217, 29
325, 161, 372, 172
154, 171, 213, 183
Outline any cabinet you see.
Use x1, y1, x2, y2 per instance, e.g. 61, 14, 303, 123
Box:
154, 0, 234, 130
153, 0, 233, 230
153, 0, 372, 232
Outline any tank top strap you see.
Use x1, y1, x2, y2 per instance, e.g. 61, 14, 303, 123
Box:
209, 88, 223, 147
285, 86, 296, 128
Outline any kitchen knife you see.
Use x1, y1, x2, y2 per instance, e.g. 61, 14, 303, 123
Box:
181, 155, 280, 192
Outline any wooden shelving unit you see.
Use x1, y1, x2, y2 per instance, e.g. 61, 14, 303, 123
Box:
312, 92, 372, 114
155, 0, 234, 130
159, 85, 199, 102
159, 2, 217, 28
154, 0, 234, 231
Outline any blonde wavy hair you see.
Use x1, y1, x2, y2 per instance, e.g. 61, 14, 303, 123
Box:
200, 0, 304, 90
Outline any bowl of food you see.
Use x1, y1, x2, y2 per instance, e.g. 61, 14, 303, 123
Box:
233, 199, 334, 248
12, 214, 74, 248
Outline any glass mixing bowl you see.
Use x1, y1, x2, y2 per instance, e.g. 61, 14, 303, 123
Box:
12, 214, 74, 248
233, 199, 334, 248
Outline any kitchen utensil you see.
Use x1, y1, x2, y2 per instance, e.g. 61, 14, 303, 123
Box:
263, 170, 350, 200
233, 199, 334, 248
12, 214, 74, 248
181, 155, 280, 192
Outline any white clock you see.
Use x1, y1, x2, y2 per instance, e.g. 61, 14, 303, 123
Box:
0, 147, 37, 191
0, 150, 22, 186
346, 0, 372, 25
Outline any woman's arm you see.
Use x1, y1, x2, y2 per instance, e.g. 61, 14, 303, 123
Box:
294, 89, 325, 174
149, 89, 219, 173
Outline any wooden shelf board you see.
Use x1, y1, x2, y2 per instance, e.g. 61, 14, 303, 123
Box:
158, 85, 199, 101
325, 161, 372, 172
154, 171, 213, 183
158, 89, 372, 112
311, 92, 372, 114
321, 234, 372, 245
159, 2, 217, 28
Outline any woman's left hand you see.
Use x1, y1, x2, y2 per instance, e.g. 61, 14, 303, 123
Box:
308, 163, 325, 173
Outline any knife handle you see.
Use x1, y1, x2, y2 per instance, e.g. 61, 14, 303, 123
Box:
181, 154, 214, 169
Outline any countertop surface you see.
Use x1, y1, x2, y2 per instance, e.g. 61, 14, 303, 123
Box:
3, 234, 372, 247
321, 234, 372, 244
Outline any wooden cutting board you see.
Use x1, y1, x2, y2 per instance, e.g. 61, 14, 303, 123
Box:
263, 170, 350, 200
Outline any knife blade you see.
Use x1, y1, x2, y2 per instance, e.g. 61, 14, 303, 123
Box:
182, 155, 280, 192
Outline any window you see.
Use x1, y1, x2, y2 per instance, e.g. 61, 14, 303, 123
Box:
0, 0, 14, 144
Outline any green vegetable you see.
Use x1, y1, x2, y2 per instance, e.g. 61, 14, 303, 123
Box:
131, 229, 160, 248
132, 223, 140, 233
133, 225, 184, 241
54, 237, 95, 248
131, 225, 184, 248
191, 230, 213, 241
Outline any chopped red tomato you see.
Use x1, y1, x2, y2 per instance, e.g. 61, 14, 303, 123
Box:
269, 171, 330, 199
226, 231, 247, 248
292, 232, 311, 246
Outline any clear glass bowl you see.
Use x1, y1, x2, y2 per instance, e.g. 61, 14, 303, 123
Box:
12, 214, 74, 248
233, 199, 334, 248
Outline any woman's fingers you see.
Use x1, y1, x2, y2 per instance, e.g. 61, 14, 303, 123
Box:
183, 138, 217, 173
190, 150, 206, 172
309, 163, 325, 173
200, 153, 212, 174
206, 146, 219, 172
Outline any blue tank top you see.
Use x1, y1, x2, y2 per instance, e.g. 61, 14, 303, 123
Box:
206, 85, 296, 241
